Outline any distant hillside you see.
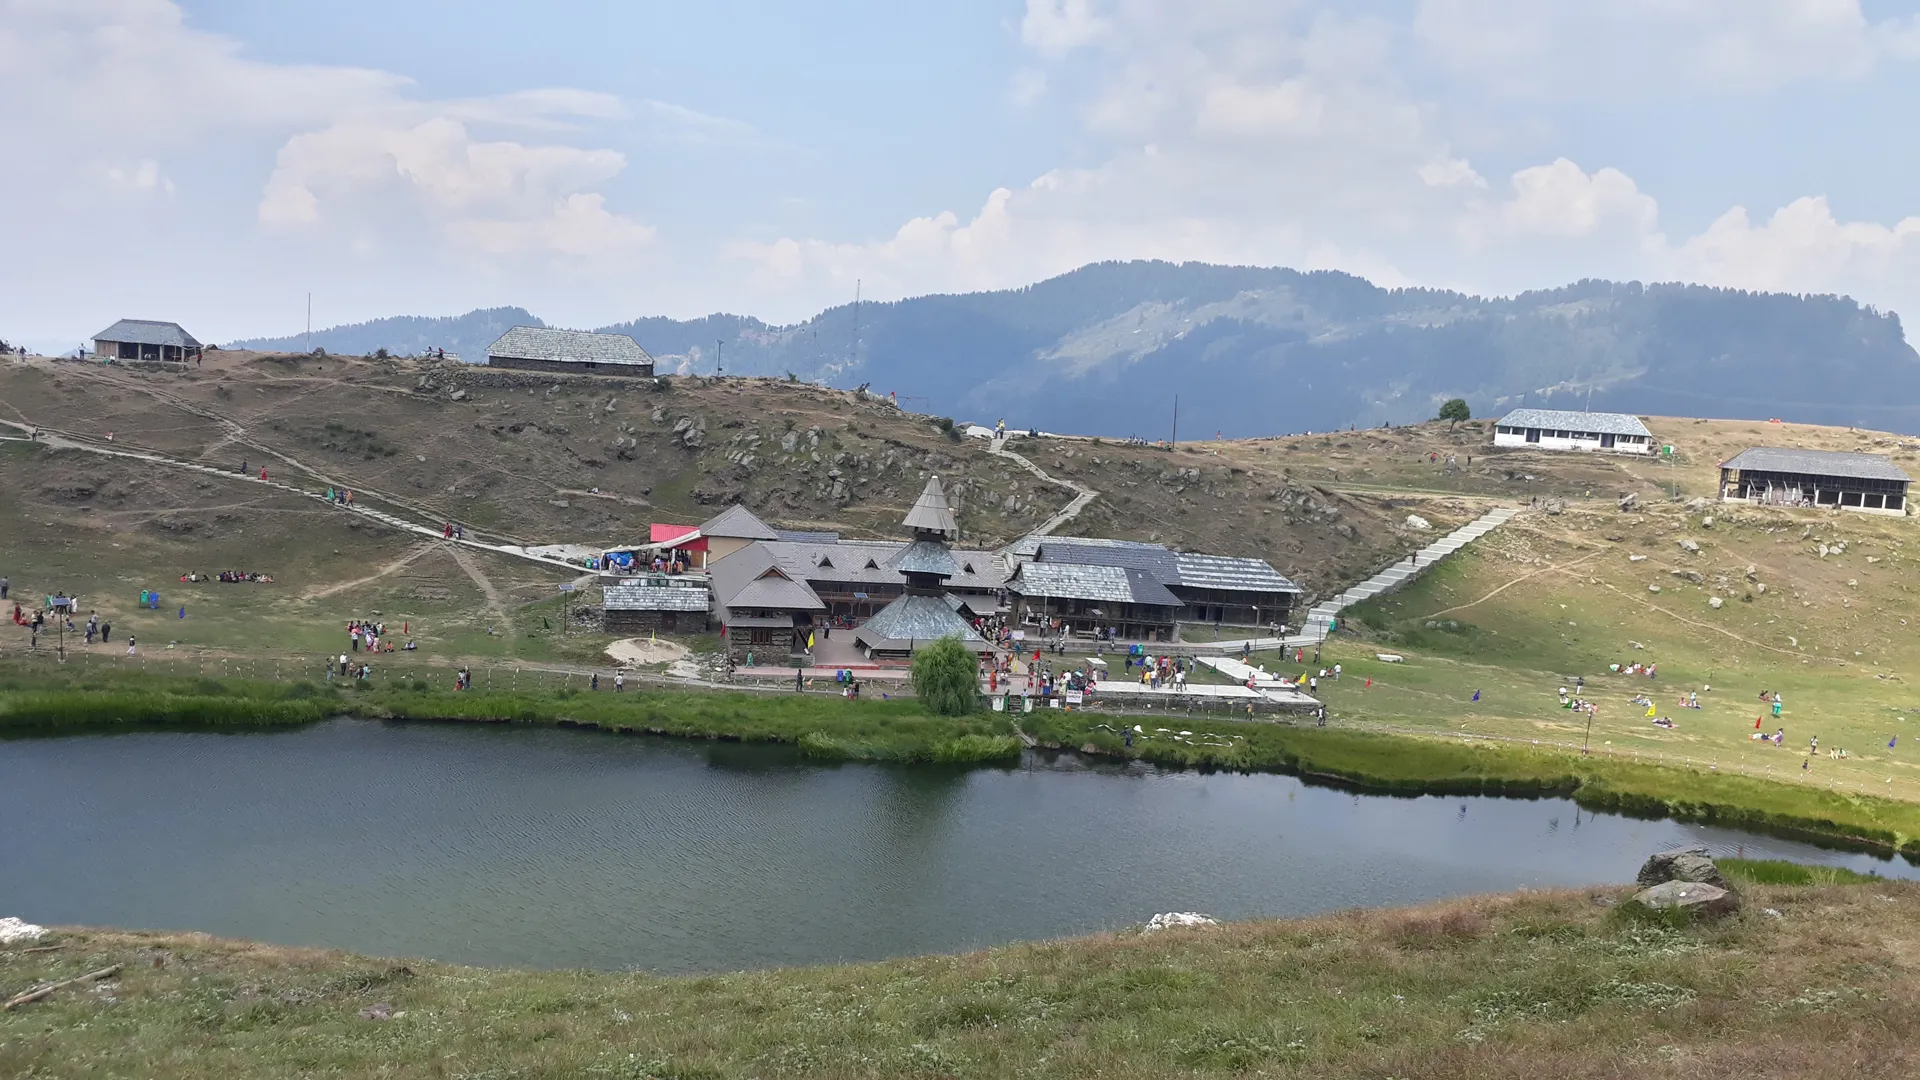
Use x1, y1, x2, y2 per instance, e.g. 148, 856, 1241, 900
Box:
230, 307, 543, 363
238, 262, 1920, 437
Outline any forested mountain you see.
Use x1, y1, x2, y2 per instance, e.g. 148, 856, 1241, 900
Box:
234, 262, 1920, 437
233, 307, 542, 363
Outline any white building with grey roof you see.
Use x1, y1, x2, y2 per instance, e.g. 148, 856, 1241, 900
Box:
485, 326, 654, 377
1493, 409, 1654, 454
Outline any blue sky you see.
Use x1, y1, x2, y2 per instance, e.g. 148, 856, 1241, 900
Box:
5, 0, 1920, 350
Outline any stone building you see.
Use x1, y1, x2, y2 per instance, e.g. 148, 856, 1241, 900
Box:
92, 319, 202, 363
1492, 408, 1654, 454
1719, 447, 1910, 515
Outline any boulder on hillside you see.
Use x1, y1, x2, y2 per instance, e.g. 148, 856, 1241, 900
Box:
1632, 880, 1740, 918
1405, 514, 1432, 530
1637, 846, 1730, 890
1618, 492, 1638, 511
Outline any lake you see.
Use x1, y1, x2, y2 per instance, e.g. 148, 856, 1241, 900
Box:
3, 718, 1909, 972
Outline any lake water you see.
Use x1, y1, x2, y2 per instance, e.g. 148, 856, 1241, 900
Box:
3, 719, 1910, 972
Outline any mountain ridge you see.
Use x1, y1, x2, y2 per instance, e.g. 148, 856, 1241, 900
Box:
231, 260, 1920, 437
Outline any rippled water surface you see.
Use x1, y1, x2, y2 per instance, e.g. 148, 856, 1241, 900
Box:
3, 719, 1909, 971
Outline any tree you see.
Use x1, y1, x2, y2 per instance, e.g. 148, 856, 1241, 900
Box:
1438, 398, 1471, 427
912, 636, 979, 715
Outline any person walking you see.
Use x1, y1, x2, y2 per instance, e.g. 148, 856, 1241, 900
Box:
795, 668, 804, 692
615, 673, 625, 692
0, 576, 7, 600
591, 673, 599, 691
126, 635, 136, 656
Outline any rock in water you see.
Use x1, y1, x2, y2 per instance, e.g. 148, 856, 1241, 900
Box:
1636, 846, 1730, 890
1633, 880, 1740, 918
1145, 912, 1218, 932
0, 916, 48, 944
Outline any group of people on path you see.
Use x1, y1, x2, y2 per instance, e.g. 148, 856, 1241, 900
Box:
180, 570, 274, 583
441, 522, 465, 540
326, 487, 355, 506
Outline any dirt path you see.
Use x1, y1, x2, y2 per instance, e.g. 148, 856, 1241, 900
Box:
988, 433, 1098, 543
302, 542, 439, 600
447, 544, 513, 636
1420, 548, 1608, 620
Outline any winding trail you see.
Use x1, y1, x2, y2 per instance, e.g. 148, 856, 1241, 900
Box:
987, 432, 1099, 552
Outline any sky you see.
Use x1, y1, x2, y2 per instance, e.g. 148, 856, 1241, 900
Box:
6, 0, 1920, 351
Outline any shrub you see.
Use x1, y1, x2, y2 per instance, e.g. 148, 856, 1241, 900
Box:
912, 637, 979, 716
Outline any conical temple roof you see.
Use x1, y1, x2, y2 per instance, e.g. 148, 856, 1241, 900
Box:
902, 475, 958, 537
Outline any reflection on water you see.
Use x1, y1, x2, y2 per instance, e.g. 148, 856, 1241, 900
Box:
1, 719, 1908, 972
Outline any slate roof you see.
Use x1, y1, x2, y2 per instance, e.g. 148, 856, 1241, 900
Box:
758, 539, 1004, 591
889, 538, 960, 578
1036, 540, 1298, 595
1007, 562, 1182, 607
728, 572, 825, 611
93, 319, 200, 348
856, 593, 985, 649
1497, 409, 1652, 438
902, 476, 959, 536
1040, 540, 1179, 580
603, 584, 710, 612
1721, 447, 1911, 483
774, 529, 840, 543
486, 326, 652, 367
1173, 552, 1301, 594
699, 504, 781, 540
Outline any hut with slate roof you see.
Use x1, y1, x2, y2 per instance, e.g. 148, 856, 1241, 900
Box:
1719, 447, 1910, 515
854, 476, 991, 659
484, 326, 654, 377
92, 319, 202, 364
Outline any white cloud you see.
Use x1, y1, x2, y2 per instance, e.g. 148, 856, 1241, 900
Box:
1495, 158, 1660, 240
1420, 156, 1486, 188
1020, 0, 1110, 59
105, 159, 175, 195
1414, 0, 1917, 96
1678, 196, 1920, 298
4, 0, 662, 263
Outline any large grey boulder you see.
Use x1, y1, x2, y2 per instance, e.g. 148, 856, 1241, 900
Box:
1632, 880, 1740, 918
1637, 846, 1730, 890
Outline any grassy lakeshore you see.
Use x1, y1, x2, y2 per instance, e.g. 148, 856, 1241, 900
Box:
8, 660, 1920, 856
4, 868, 1916, 1079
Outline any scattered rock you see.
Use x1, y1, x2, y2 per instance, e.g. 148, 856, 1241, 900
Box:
1648, 584, 1662, 593
1848, 579, 1859, 588
1637, 846, 1731, 890
1144, 912, 1218, 932
1618, 492, 1639, 511
1672, 569, 1704, 584
1709, 596, 1724, 609
1628, 554, 1648, 562
1756, 583, 1768, 595
448, 389, 468, 402
1762, 907, 1784, 919
1685, 497, 1709, 512
1677, 538, 1701, 553
1405, 514, 1432, 531
1745, 564, 1758, 582
359, 1002, 396, 1021
1702, 516, 1714, 528
1632, 880, 1740, 918
0, 916, 48, 944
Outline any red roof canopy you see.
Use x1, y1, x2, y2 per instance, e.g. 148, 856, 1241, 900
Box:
650, 523, 706, 550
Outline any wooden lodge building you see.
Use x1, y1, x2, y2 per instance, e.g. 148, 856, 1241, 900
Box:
92, 319, 203, 364
484, 326, 654, 377
602, 578, 711, 633
1003, 536, 1301, 637
1719, 447, 1911, 516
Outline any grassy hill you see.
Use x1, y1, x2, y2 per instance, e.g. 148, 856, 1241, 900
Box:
5, 871, 1916, 1079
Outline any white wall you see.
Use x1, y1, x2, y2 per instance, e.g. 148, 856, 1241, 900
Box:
1493, 428, 1651, 454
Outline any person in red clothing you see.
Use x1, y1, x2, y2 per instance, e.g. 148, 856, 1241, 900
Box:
259, 467, 267, 481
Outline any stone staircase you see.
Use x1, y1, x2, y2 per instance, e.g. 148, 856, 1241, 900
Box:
1296, 506, 1518, 641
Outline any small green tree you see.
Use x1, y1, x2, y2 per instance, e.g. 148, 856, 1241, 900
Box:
912, 636, 979, 715
1438, 398, 1471, 428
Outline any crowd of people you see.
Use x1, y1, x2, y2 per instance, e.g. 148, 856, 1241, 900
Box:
347, 618, 414, 654
180, 571, 274, 583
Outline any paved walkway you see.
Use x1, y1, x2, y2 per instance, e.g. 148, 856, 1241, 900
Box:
1183, 505, 1521, 654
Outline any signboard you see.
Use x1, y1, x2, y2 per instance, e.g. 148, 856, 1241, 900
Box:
1663, 445, 1675, 456
1065, 690, 1084, 705
558, 583, 577, 592
991, 696, 1006, 712
1011, 630, 1026, 640
1023, 697, 1034, 713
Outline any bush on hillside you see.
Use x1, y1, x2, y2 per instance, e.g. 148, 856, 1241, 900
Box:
913, 636, 979, 716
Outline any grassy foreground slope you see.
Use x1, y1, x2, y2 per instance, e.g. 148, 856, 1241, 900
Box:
4, 872, 1915, 1079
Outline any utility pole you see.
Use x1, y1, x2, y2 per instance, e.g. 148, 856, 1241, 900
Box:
1582, 707, 1596, 756
716, 339, 723, 375
1170, 394, 1178, 448
305, 293, 312, 354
